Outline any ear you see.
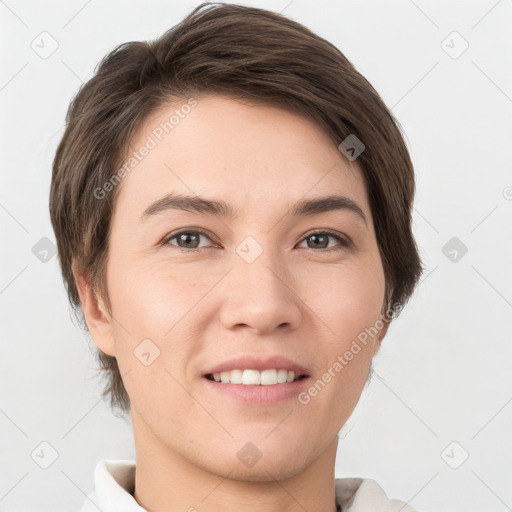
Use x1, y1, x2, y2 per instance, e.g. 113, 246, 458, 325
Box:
72, 261, 116, 357
373, 312, 391, 357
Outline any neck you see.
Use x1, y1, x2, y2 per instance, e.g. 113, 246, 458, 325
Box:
131, 414, 340, 512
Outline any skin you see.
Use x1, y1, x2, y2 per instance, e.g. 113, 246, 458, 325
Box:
74, 94, 389, 512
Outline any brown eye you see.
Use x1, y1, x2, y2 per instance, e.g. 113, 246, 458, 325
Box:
164, 229, 214, 250
161, 229, 350, 252
298, 230, 349, 250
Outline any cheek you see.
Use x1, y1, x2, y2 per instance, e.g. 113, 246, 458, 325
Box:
106, 261, 195, 415
105, 257, 210, 386
306, 258, 385, 397
302, 258, 385, 338
305, 268, 382, 422
106, 254, 193, 335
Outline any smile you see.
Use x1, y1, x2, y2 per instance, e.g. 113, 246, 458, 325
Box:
203, 371, 310, 404
205, 368, 307, 385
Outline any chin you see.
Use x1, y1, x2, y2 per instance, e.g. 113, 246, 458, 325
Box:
217, 457, 308, 483
199, 440, 312, 483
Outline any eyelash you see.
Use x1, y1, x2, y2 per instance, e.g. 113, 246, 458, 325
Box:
160, 228, 351, 253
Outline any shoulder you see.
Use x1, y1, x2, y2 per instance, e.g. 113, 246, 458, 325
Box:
335, 477, 418, 511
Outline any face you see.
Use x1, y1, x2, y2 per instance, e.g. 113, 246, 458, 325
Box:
79, 94, 387, 481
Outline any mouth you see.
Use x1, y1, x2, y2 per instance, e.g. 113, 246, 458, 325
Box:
204, 369, 309, 385
202, 369, 310, 404
201, 355, 311, 403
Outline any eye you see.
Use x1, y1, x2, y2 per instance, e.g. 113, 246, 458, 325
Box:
297, 230, 350, 251
162, 229, 216, 251
161, 228, 350, 252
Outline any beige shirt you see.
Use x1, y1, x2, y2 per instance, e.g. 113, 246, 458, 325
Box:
79, 460, 417, 512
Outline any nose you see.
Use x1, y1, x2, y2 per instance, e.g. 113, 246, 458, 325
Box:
219, 247, 303, 335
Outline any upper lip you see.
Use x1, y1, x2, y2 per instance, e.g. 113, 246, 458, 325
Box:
203, 355, 309, 376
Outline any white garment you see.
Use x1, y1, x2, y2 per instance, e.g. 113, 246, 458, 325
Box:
79, 459, 417, 512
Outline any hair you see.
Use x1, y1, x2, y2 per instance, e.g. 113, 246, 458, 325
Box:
49, 1, 423, 418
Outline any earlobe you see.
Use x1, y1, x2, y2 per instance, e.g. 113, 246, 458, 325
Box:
379, 319, 390, 341
72, 262, 116, 357
373, 316, 390, 357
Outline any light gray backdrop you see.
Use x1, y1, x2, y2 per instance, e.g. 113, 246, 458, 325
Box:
1, 0, 511, 511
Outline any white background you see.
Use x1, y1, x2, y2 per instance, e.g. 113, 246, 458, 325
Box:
1, 1, 511, 511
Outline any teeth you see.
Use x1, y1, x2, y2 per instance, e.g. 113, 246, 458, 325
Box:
211, 369, 300, 385
277, 369, 288, 383
228, 369, 242, 384
243, 369, 261, 385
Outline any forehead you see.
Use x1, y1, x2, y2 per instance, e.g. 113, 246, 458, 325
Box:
114, 94, 370, 221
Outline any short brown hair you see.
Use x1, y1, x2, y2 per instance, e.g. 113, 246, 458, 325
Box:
49, 1, 423, 418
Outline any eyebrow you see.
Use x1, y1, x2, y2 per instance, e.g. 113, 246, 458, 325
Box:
140, 192, 367, 226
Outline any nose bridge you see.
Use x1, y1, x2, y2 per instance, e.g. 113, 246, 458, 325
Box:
237, 240, 288, 296
219, 236, 302, 333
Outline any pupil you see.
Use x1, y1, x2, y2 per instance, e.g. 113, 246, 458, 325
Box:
180, 233, 199, 248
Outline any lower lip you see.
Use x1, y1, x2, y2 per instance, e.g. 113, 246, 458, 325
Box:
202, 376, 310, 404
